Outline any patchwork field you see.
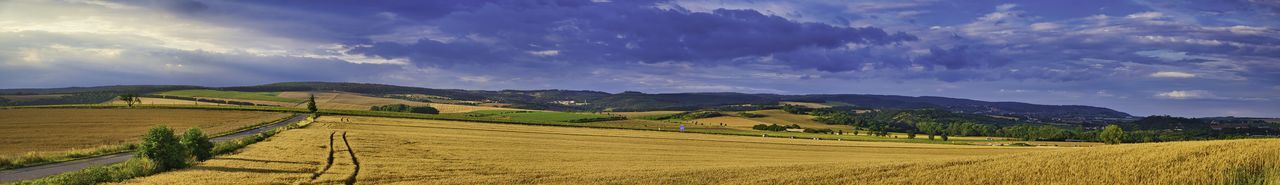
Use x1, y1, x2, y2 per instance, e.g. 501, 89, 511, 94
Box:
120, 116, 1279, 184
120, 116, 1048, 184
0, 109, 290, 156
277, 92, 520, 113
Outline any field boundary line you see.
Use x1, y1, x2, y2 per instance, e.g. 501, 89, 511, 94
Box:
342, 132, 360, 185
311, 131, 337, 181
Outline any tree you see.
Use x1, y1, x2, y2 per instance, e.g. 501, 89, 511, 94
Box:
119, 94, 141, 107
307, 94, 318, 113
181, 128, 214, 161
138, 125, 188, 170
1100, 124, 1125, 145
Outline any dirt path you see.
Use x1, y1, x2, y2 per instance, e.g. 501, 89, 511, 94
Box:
0, 114, 310, 183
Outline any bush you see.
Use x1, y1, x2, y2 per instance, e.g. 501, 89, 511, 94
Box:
181, 128, 214, 161
137, 125, 187, 171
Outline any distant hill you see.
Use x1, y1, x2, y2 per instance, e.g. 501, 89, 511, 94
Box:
0, 82, 1132, 123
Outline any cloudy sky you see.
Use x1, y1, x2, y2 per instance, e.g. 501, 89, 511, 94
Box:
1, 0, 1278, 117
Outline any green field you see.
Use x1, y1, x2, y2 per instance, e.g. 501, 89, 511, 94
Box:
155, 90, 301, 103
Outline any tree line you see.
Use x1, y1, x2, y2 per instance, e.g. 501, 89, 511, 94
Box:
785, 105, 1263, 143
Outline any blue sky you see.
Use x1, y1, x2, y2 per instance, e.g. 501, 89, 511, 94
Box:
0, 0, 1277, 117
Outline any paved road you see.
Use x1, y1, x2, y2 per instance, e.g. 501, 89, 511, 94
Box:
0, 114, 310, 183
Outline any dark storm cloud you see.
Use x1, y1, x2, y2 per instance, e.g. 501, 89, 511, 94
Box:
346, 1, 918, 68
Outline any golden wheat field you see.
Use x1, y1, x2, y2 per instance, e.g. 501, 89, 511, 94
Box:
121, 116, 1051, 184
276, 92, 520, 113
0, 109, 290, 156
124, 115, 1280, 184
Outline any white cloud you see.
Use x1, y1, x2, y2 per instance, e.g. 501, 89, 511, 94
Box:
1155, 90, 1212, 99
1126, 11, 1164, 19
527, 50, 561, 57
1154, 90, 1269, 101
1029, 22, 1060, 31
1149, 71, 1196, 78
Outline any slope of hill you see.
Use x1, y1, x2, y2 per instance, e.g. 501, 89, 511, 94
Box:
0, 82, 1131, 123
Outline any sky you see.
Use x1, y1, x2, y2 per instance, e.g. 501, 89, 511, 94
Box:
0, 0, 1277, 117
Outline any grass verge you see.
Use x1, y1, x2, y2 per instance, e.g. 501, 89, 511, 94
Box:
0, 114, 293, 171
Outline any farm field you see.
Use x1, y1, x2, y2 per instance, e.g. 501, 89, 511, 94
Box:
690, 109, 853, 130
0, 94, 68, 102
780, 101, 834, 108
461, 110, 618, 122
0, 109, 290, 156
105, 97, 227, 106
156, 90, 301, 103
276, 91, 520, 113
120, 116, 1048, 184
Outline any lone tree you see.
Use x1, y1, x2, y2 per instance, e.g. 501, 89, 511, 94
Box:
307, 94, 318, 113
181, 128, 214, 161
1100, 124, 1125, 145
119, 94, 141, 107
138, 125, 188, 170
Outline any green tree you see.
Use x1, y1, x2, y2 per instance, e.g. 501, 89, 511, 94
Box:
181, 128, 214, 161
307, 94, 318, 113
1100, 124, 1125, 145
138, 125, 188, 170
119, 94, 141, 107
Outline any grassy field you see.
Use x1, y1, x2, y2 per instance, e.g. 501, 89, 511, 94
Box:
0, 109, 290, 156
156, 90, 301, 103
120, 116, 1280, 184
119, 116, 1046, 184
276, 91, 519, 113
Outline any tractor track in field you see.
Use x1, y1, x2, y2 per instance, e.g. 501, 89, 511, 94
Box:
342, 132, 360, 185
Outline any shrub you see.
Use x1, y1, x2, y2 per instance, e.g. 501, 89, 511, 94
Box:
181, 128, 214, 161
371, 104, 439, 114
137, 125, 188, 171
737, 112, 765, 118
